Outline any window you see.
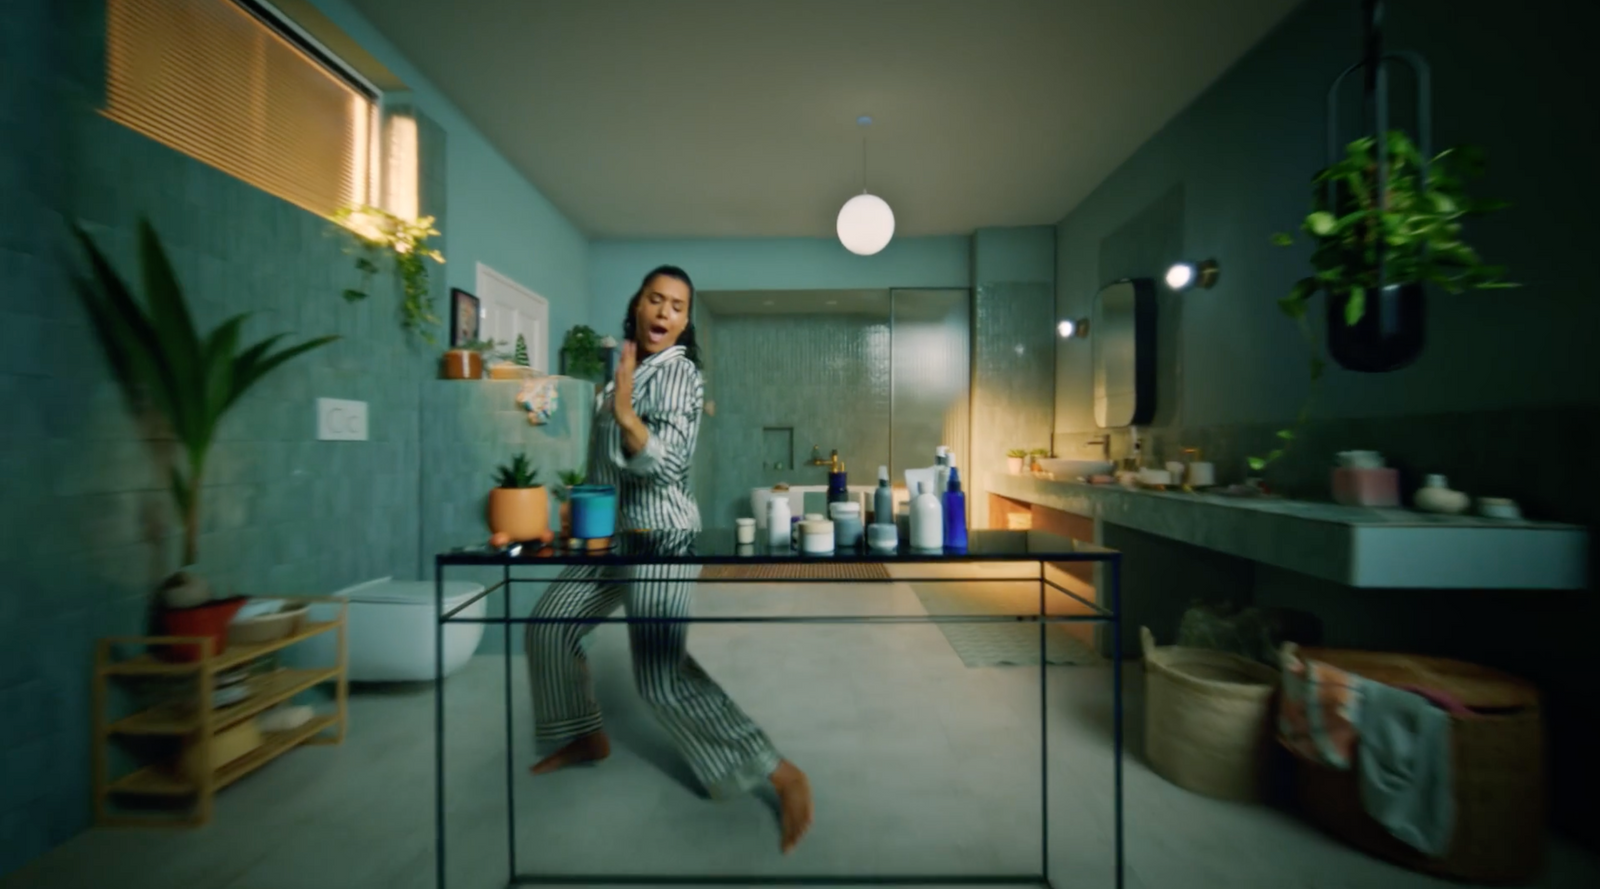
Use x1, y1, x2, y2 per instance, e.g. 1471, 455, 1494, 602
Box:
104, 0, 380, 220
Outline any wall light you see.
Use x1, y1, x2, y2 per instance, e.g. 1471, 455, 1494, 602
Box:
1057, 318, 1090, 339
1165, 259, 1220, 292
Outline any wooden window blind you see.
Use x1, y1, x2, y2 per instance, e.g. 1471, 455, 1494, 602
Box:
105, 0, 377, 220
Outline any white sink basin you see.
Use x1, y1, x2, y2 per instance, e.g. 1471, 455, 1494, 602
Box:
1036, 459, 1114, 480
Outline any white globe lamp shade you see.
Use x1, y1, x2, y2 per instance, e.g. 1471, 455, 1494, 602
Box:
836, 193, 895, 256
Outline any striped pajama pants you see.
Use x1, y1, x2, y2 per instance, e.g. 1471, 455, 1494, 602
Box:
525, 562, 784, 799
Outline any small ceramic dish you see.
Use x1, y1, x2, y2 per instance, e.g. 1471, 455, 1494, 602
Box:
1478, 497, 1523, 521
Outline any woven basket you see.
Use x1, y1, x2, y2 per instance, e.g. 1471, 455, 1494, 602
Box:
1142, 626, 1280, 803
1286, 647, 1546, 885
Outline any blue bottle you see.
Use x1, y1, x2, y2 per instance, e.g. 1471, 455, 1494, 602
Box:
942, 466, 968, 552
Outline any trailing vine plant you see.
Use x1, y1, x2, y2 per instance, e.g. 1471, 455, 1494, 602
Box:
1248, 130, 1516, 472
334, 205, 446, 344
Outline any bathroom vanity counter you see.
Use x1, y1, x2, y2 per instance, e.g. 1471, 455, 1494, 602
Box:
988, 472, 1587, 590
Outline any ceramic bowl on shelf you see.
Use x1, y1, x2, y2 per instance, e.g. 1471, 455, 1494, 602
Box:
1478, 497, 1523, 521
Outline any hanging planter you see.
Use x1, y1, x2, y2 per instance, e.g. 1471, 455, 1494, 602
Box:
334, 205, 446, 344
1251, 0, 1516, 471
1327, 281, 1426, 373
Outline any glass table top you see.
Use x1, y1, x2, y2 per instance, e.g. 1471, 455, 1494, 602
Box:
438, 529, 1117, 566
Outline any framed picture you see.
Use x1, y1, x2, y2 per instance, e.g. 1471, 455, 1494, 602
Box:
450, 288, 480, 348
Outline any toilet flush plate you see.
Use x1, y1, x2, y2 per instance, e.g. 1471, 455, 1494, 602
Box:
317, 398, 368, 441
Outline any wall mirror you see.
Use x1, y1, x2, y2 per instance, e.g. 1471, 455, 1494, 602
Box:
1091, 277, 1156, 428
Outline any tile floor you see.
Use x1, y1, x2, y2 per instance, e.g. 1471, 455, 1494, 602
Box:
4, 580, 1597, 889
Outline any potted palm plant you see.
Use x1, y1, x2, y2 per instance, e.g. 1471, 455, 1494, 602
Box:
488, 453, 551, 544
72, 219, 337, 659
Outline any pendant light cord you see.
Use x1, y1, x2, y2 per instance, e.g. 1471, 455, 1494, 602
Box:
861, 133, 869, 194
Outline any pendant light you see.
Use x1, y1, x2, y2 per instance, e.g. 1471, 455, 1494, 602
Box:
836, 116, 895, 256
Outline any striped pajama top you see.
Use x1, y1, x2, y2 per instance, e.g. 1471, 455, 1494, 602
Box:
587, 344, 703, 532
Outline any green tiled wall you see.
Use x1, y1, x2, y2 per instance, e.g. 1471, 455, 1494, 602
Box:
698, 314, 892, 528
0, 2, 589, 871
420, 378, 594, 653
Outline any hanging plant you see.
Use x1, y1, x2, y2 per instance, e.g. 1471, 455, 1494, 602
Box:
333, 205, 446, 344
1249, 131, 1516, 472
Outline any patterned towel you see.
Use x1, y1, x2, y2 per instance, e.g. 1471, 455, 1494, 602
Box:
1278, 642, 1365, 769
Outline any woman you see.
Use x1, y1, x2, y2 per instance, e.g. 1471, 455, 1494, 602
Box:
526, 266, 813, 854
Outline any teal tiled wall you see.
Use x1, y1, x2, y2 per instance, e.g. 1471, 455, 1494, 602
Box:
699, 314, 892, 528
420, 378, 594, 653
587, 236, 972, 338
971, 227, 1057, 528
0, 0, 591, 871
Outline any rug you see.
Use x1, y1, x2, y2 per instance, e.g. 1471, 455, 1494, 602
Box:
698, 563, 892, 581
910, 582, 1101, 668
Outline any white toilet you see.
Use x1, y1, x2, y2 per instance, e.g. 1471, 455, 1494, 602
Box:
286, 577, 487, 682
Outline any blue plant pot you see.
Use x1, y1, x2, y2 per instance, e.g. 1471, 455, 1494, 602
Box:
569, 485, 617, 539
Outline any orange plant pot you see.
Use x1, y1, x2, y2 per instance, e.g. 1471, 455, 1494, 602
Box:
442, 349, 483, 380
487, 487, 550, 542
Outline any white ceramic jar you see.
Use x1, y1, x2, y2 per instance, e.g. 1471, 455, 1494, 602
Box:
1415, 474, 1470, 515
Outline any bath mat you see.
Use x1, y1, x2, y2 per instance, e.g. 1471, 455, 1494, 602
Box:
910, 582, 1100, 668
699, 563, 891, 582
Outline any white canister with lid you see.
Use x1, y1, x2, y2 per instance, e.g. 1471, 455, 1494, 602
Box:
735, 517, 756, 545
800, 519, 835, 555
829, 502, 864, 548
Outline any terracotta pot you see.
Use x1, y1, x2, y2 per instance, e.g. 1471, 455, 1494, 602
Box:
487, 486, 550, 542
161, 597, 247, 662
558, 500, 572, 538
441, 349, 483, 380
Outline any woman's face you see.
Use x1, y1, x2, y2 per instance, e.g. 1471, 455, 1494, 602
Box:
632, 274, 692, 356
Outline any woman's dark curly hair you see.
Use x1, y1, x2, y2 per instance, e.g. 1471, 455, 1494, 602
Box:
622, 265, 701, 367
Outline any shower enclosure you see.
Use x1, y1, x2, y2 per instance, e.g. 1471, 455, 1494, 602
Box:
693, 288, 971, 529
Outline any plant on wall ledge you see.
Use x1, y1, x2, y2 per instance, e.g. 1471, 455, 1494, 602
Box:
560, 325, 606, 380
1250, 130, 1516, 471
334, 205, 446, 343
71, 219, 339, 573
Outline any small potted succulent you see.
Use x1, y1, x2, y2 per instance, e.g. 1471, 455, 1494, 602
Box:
442, 337, 498, 380
487, 453, 551, 545
1028, 448, 1050, 473
1006, 449, 1028, 475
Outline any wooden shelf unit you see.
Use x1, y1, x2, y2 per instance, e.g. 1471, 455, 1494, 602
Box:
92, 598, 348, 827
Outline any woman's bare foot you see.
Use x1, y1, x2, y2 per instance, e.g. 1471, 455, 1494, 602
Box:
530, 731, 611, 775
769, 759, 813, 854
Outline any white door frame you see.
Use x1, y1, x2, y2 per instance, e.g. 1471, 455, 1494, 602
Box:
475, 262, 550, 372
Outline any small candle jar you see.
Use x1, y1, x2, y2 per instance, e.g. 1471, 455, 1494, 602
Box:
735, 517, 756, 545
800, 519, 835, 555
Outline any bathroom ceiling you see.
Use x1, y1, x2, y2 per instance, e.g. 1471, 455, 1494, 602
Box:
345, 0, 1303, 239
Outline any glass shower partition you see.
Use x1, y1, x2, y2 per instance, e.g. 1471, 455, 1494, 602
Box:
889, 288, 972, 491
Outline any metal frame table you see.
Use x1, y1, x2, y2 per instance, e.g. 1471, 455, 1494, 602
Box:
435, 529, 1124, 889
